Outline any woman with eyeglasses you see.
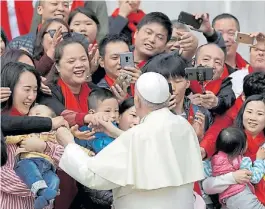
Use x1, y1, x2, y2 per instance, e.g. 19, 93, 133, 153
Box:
33, 18, 70, 77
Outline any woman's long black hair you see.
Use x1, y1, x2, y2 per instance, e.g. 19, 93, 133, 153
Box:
1, 62, 41, 111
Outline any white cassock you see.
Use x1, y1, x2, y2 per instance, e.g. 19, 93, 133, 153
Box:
59, 108, 204, 209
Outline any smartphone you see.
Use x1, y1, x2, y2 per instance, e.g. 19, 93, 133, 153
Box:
168, 83, 173, 94
177, 11, 203, 29
185, 66, 213, 82
235, 32, 256, 45
120, 52, 134, 68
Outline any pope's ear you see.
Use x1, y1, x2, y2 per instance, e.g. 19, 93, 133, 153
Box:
134, 93, 141, 108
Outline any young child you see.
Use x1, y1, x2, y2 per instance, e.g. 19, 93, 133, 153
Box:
211, 127, 265, 209
6, 105, 60, 209
73, 88, 119, 154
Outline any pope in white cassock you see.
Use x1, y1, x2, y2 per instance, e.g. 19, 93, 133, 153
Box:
57, 72, 204, 209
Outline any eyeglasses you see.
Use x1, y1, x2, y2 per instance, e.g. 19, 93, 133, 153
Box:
44, 29, 71, 39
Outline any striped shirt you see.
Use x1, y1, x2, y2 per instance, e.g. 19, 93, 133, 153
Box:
0, 141, 64, 209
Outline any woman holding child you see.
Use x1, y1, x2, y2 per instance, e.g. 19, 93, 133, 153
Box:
1, 62, 64, 209
202, 94, 265, 208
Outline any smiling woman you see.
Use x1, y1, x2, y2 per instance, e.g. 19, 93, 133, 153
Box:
68, 7, 99, 44
0, 62, 64, 209
1, 62, 41, 115
37, 38, 101, 209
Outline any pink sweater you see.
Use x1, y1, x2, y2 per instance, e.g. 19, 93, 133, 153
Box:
211, 151, 255, 203
0, 142, 64, 209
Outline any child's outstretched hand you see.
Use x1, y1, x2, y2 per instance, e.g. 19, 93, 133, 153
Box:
70, 125, 95, 141
256, 147, 265, 160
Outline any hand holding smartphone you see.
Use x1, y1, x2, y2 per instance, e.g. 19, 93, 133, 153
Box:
234, 32, 256, 45
114, 52, 134, 87
177, 11, 203, 29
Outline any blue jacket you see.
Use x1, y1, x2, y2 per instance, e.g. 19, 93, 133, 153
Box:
74, 125, 115, 154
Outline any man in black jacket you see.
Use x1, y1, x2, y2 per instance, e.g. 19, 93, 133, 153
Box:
190, 43, 236, 115
1, 115, 67, 166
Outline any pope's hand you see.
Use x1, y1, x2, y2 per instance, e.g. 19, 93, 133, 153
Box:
56, 127, 75, 148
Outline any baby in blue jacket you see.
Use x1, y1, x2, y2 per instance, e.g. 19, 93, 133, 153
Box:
74, 88, 119, 154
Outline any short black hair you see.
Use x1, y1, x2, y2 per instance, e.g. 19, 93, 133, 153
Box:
99, 34, 130, 57
88, 88, 116, 110
141, 52, 188, 79
68, 7, 100, 30
215, 127, 247, 158
243, 72, 265, 98
119, 97, 134, 115
236, 94, 265, 135
1, 49, 34, 68
137, 12, 172, 42
212, 13, 240, 31
1, 62, 41, 111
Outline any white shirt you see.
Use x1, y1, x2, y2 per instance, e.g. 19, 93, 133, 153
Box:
60, 108, 204, 209
229, 69, 249, 98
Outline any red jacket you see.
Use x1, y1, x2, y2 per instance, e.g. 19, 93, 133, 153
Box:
200, 96, 244, 157
1, 0, 34, 40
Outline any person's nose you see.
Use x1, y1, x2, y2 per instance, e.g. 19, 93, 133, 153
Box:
80, 25, 87, 32
222, 33, 230, 43
57, 2, 65, 12
148, 34, 156, 44
258, 49, 265, 57
75, 60, 85, 68
27, 90, 35, 101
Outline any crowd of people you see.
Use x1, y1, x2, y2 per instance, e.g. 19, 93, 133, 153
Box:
1, 1, 265, 209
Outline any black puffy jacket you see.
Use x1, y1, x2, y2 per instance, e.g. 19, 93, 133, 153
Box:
70, 182, 113, 209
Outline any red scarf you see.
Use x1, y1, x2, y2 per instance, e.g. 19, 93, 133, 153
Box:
189, 79, 223, 96
137, 60, 147, 69
2, 107, 25, 116
71, 0, 84, 10
244, 131, 265, 205
111, 8, 145, 44
245, 131, 265, 162
1, 0, 34, 40
57, 78, 90, 112
248, 65, 254, 73
235, 53, 248, 69
222, 53, 248, 79
105, 75, 135, 97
